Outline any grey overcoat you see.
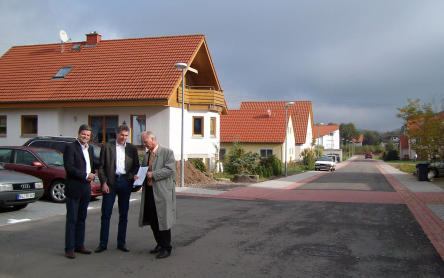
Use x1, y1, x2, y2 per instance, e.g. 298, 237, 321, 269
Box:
138, 145, 176, 230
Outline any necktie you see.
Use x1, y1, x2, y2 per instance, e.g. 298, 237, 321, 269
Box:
148, 151, 154, 185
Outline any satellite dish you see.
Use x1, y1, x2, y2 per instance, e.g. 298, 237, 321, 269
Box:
59, 30, 69, 43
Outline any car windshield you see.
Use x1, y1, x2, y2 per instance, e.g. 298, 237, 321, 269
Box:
317, 156, 333, 161
34, 150, 64, 166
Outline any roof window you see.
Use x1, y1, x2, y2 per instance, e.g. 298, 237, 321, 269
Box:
53, 66, 73, 79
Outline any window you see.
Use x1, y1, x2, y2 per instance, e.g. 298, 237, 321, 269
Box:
210, 117, 216, 136
131, 115, 146, 146
0, 149, 12, 163
260, 148, 273, 158
219, 148, 226, 161
89, 115, 118, 144
21, 115, 38, 136
193, 116, 204, 136
0, 116, 6, 135
13, 150, 38, 166
53, 66, 73, 79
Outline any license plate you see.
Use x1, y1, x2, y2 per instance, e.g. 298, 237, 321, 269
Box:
17, 193, 35, 200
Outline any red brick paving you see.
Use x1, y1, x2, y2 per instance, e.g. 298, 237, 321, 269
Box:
376, 162, 444, 261
217, 187, 403, 204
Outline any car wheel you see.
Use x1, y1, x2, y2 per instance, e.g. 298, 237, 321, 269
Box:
50, 180, 66, 203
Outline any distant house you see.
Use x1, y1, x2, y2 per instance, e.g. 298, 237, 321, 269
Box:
351, 134, 364, 146
400, 111, 444, 160
0, 32, 227, 170
399, 135, 416, 160
220, 101, 313, 162
314, 124, 340, 150
220, 109, 295, 162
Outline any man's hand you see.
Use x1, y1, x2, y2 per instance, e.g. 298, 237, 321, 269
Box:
87, 173, 96, 184
146, 171, 153, 186
134, 175, 139, 181
102, 182, 110, 194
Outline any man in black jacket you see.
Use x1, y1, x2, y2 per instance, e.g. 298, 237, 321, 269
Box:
95, 125, 140, 253
64, 124, 97, 259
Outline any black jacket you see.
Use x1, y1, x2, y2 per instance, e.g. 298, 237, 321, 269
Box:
64, 141, 97, 198
98, 142, 139, 189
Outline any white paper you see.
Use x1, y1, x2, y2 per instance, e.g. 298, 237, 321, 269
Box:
133, 166, 149, 186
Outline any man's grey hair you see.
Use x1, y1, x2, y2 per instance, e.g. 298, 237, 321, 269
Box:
141, 131, 156, 140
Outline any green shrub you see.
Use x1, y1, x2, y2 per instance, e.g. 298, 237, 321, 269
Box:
301, 148, 316, 170
383, 149, 399, 161
224, 141, 260, 175
189, 158, 206, 173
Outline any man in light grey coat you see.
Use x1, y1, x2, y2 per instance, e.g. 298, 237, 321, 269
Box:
138, 131, 176, 259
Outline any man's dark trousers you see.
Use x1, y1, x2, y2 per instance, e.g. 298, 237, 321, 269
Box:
145, 185, 171, 251
99, 176, 131, 248
65, 183, 91, 252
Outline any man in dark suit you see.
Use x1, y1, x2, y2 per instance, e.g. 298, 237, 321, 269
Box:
64, 124, 97, 259
95, 125, 140, 253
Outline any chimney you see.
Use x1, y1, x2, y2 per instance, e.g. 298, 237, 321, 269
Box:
86, 31, 101, 45
267, 109, 272, 117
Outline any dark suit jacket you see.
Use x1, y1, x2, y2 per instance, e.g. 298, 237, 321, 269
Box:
64, 140, 97, 199
98, 141, 140, 189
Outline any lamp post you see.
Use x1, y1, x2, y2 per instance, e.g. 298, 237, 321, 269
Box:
174, 62, 198, 187
174, 63, 187, 187
285, 101, 294, 176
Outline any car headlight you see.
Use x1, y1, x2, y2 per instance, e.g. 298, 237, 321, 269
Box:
35, 182, 43, 189
0, 183, 13, 191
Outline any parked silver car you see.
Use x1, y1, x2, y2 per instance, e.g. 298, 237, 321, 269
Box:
315, 156, 336, 171
0, 162, 44, 210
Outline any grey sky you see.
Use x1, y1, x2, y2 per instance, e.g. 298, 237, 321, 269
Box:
1, 0, 443, 131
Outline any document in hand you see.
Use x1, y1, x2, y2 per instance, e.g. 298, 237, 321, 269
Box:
133, 166, 149, 186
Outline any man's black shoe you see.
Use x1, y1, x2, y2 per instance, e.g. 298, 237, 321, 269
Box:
156, 248, 171, 259
149, 245, 162, 254
94, 246, 107, 253
117, 244, 130, 252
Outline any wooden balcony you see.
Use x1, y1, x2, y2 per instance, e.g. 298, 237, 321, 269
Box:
177, 86, 226, 113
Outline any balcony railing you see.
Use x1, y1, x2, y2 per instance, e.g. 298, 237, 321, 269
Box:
177, 86, 225, 111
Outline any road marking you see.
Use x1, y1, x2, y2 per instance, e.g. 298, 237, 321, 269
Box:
7, 218, 31, 224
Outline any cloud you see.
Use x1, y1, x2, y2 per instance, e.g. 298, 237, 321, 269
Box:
1, 0, 443, 132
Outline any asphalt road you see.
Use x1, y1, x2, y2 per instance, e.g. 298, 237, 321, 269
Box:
0, 159, 443, 278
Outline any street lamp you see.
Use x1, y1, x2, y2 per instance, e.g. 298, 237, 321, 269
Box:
174, 62, 198, 187
174, 63, 187, 187
285, 101, 294, 176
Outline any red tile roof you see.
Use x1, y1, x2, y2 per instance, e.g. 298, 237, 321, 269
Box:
0, 34, 206, 103
313, 125, 339, 138
220, 109, 290, 143
240, 101, 313, 144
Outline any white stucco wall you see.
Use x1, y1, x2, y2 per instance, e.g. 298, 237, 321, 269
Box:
0, 108, 63, 145
299, 114, 313, 149
0, 106, 221, 169
281, 116, 296, 162
316, 129, 340, 150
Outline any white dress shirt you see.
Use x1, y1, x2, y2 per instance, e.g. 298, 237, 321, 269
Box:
77, 140, 91, 179
115, 142, 126, 175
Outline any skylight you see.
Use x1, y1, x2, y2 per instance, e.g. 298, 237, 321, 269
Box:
53, 66, 73, 79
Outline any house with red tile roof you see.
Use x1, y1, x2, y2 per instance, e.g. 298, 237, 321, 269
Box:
220, 101, 313, 162
313, 124, 340, 150
0, 32, 227, 169
351, 134, 364, 146
220, 109, 295, 162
